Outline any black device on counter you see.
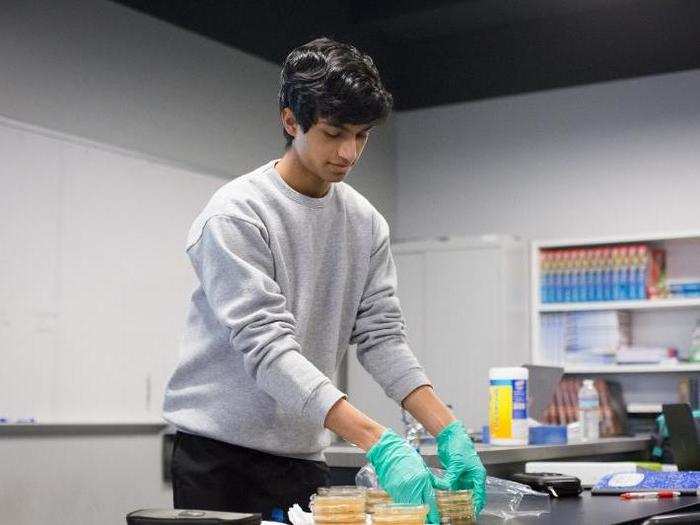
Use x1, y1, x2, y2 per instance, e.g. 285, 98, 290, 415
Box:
511, 472, 583, 498
663, 403, 700, 470
126, 509, 261, 524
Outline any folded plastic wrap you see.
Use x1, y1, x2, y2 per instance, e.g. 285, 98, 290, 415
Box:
355, 463, 551, 520
481, 476, 551, 520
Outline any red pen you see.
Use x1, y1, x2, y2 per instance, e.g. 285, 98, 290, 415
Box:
620, 491, 680, 500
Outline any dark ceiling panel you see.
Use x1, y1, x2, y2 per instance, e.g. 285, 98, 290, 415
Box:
389, 1, 700, 109
113, 0, 700, 110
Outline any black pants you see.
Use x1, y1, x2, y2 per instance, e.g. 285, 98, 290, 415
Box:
171, 431, 330, 523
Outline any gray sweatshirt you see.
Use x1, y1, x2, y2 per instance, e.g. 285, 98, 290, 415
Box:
163, 160, 430, 461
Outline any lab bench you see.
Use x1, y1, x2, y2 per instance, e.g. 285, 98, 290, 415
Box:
326, 435, 652, 481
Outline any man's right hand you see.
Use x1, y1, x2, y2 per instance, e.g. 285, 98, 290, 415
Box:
366, 429, 445, 524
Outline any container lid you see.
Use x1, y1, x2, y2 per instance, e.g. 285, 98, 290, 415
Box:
316, 486, 366, 495
489, 366, 528, 379
435, 489, 472, 498
372, 503, 428, 516
310, 494, 366, 515
311, 494, 365, 505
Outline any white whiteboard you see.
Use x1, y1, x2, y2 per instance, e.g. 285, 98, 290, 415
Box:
0, 117, 225, 422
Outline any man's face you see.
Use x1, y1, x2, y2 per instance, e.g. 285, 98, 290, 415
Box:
290, 114, 373, 183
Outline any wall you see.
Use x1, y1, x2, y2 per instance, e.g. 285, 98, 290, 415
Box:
0, 1, 395, 524
395, 69, 700, 242
393, 69, 700, 430
0, 0, 396, 222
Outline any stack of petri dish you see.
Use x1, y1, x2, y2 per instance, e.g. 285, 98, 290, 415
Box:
435, 489, 475, 524
316, 486, 367, 499
311, 486, 366, 524
371, 503, 428, 524
365, 488, 391, 514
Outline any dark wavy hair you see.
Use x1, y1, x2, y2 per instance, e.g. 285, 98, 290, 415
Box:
278, 37, 393, 147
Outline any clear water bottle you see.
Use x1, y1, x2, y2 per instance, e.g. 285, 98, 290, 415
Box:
401, 408, 426, 452
578, 379, 600, 440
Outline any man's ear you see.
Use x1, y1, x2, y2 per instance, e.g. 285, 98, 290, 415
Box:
281, 108, 298, 138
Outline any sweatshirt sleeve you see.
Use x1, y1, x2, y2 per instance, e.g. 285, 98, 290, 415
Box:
350, 212, 431, 403
187, 214, 345, 427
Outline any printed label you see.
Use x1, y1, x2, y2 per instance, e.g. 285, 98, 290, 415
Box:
512, 379, 527, 420
489, 380, 513, 439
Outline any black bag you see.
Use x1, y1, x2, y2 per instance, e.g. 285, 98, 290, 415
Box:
126, 509, 261, 524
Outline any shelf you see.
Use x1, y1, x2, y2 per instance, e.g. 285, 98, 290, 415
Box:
538, 297, 700, 312
533, 231, 700, 249
0, 420, 168, 436
564, 363, 700, 374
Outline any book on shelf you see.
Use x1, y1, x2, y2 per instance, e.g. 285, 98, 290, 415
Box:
616, 346, 679, 365
540, 310, 631, 365
667, 278, 700, 298
539, 244, 666, 304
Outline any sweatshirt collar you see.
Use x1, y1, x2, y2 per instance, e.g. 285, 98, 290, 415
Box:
267, 160, 336, 209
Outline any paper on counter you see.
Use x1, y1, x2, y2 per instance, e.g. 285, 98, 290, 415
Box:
287, 504, 313, 525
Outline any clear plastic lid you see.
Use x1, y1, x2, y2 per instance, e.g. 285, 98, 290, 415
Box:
312, 511, 366, 523
435, 489, 472, 499
310, 494, 366, 515
372, 503, 428, 516
316, 486, 367, 496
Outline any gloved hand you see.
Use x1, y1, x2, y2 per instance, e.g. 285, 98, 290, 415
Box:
436, 420, 487, 515
366, 429, 441, 524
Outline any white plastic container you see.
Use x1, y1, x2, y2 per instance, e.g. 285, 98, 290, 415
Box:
489, 367, 528, 445
578, 379, 600, 440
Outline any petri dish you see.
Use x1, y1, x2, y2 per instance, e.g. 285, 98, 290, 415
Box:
372, 503, 428, 524
435, 489, 475, 524
311, 493, 366, 524
365, 488, 392, 513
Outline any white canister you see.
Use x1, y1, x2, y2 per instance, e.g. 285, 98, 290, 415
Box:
489, 367, 528, 445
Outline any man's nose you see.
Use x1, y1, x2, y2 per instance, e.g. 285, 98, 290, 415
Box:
337, 138, 358, 165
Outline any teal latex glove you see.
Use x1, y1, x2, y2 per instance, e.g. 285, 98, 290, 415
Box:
366, 429, 441, 524
436, 420, 487, 515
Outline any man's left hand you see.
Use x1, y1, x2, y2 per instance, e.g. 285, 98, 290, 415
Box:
435, 420, 487, 515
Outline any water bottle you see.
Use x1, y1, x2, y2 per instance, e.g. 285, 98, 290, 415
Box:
401, 408, 425, 452
578, 379, 600, 440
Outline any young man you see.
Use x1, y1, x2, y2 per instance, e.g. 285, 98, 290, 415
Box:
163, 37, 486, 523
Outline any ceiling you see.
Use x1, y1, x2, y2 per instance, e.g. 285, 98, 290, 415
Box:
113, 0, 700, 110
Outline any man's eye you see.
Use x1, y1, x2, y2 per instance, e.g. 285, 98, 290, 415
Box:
325, 131, 340, 138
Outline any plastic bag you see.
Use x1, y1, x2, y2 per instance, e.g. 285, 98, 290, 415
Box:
482, 476, 551, 520
356, 462, 380, 489
355, 464, 550, 520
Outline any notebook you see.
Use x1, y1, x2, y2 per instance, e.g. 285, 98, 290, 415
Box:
592, 471, 700, 495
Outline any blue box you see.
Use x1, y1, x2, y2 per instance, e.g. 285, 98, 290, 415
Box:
528, 425, 567, 445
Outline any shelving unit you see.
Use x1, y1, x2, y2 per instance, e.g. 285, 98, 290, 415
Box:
531, 231, 700, 370
531, 232, 700, 421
